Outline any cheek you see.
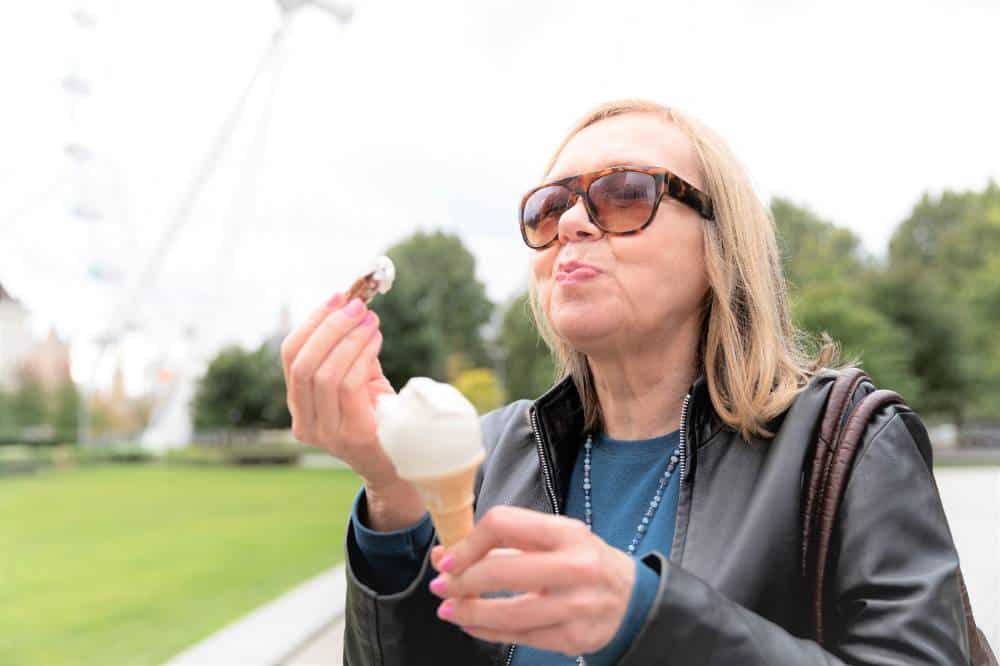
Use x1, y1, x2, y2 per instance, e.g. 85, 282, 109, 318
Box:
531, 250, 556, 309
612, 221, 707, 307
531, 247, 555, 277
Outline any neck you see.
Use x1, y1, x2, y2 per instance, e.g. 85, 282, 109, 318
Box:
586, 323, 699, 441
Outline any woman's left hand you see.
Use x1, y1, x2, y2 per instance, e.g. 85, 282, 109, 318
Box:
428, 505, 636, 656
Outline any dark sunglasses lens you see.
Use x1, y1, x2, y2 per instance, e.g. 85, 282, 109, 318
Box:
589, 171, 658, 232
522, 185, 574, 247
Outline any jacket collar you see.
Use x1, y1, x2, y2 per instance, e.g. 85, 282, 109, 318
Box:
530, 370, 719, 510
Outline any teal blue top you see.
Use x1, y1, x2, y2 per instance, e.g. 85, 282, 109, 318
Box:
349, 427, 682, 666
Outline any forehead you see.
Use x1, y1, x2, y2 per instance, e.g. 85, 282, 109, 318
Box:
546, 112, 704, 189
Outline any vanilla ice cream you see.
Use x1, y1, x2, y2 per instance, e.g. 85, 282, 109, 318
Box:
347, 255, 396, 304
375, 377, 484, 480
369, 256, 395, 295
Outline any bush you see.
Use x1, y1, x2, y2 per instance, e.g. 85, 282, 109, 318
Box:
0, 446, 47, 477
453, 368, 506, 414
62, 445, 155, 466
165, 443, 304, 467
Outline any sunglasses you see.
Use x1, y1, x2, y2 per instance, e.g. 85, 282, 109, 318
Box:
519, 165, 715, 249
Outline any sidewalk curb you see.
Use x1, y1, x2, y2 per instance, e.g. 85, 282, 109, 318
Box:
166, 564, 347, 666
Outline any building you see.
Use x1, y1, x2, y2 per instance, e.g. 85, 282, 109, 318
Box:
0, 282, 72, 391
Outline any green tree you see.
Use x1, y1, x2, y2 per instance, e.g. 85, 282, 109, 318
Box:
193, 343, 290, 430
496, 292, 557, 400
12, 369, 47, 428
772, 198, 924, 403
0, 389, 14, 438
52, 379, 81, 441
371, 230, 494, 389
880, 181, 1000, 422
772, 197, 868, 289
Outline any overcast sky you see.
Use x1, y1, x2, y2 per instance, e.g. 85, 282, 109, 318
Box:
1, 0, 997, 393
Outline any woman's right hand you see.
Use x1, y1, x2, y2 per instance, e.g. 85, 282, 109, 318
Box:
280, 294, 423, 530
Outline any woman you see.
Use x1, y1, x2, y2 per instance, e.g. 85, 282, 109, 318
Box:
281, 99, 969, 665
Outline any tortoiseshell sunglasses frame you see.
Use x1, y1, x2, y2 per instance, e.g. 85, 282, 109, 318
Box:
519, 165, 715, 249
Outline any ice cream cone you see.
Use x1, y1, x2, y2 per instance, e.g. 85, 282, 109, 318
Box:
408, 450, 485, 548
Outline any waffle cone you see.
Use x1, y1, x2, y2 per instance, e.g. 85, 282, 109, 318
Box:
408, 451, 485, 548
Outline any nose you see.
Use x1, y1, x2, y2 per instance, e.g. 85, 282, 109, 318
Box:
557, 196, 603, 244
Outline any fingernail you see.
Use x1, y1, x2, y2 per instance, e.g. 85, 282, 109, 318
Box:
439, 554, 455, 573
361, 310, 376, 327
342, 298, 365, 318
429, 576, 447, 596
437, 601, 454, 620
325, 292, 343, 309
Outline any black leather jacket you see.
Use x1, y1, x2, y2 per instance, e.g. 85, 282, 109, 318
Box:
344, 370, 970, 665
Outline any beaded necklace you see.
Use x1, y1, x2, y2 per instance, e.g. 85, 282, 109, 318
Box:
572, 432, 681, 665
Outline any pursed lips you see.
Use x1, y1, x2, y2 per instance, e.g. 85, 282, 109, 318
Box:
555, 260, 602, 283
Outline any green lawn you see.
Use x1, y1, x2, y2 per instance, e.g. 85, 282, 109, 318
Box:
0, 465, 362, 665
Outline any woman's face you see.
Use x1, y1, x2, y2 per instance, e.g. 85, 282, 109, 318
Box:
531, 113, 710, 357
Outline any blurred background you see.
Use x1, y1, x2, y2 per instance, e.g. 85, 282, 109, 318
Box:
1, 0, 998, 663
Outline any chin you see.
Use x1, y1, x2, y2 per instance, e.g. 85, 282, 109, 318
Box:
549, 308, 618, 351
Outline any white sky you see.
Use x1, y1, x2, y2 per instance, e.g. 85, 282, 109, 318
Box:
1, 0, 998, 393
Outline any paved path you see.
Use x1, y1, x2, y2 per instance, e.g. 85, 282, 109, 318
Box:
285, 467, 1000, 664
283, 617, 346, 666
168, 567, 346, 666
936, 467, 1000, 650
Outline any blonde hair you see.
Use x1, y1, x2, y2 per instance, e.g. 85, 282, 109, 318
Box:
527, 99, 852, 441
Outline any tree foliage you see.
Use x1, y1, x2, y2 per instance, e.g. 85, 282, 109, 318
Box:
371, 230, 494, 389
192, 344, 289, 430
496, 292, 557, 400
772, 197, 924, 404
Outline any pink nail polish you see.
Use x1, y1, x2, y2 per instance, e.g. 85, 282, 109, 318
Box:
361, 310, 376, 327
437, 601, 453, 620
325, 292, 342, 309
439, 555, 455, 572
429, 577, 446, 596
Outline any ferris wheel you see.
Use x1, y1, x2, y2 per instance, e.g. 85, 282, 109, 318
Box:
69, 0, 355, 445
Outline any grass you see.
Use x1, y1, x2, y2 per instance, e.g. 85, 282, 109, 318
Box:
0, 465, 362, 665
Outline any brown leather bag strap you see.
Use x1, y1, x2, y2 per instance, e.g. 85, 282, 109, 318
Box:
801, 368, 868, 576
811, 387, 905, 643
803, 371, 997, 664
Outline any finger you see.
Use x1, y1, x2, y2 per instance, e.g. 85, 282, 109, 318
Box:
461, 622, 588, 657
432, 550, 597, 598
370, 356, 386, 382
432, 545, 522, 572
283, 294, 345, 432
311, 310, 380, 434
338, 320, 384, 421
287, 298, 368, 435
436, 590, 574, 635
443, 506, 584, 576
281, 292, 345, 387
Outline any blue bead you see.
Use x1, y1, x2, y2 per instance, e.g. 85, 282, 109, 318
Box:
642, 517, 649, 524
583, 483, 591, 490
638, 524, 646, 532
670, 455, 678, 463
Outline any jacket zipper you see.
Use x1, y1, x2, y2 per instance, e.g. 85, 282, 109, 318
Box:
678, 393, 692, 483
504, 406, 559, 666
504, 397, 692, 666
